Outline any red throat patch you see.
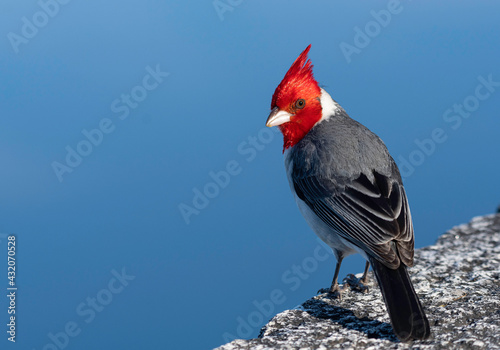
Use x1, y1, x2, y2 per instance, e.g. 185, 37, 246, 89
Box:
270, 45, 322, 152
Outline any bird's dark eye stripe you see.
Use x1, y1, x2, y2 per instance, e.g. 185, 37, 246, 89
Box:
295, 99, 306, 109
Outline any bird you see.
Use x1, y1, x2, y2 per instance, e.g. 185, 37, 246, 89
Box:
265, 45, 431, 341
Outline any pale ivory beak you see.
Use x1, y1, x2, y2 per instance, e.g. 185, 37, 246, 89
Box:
266, 107, 293, 127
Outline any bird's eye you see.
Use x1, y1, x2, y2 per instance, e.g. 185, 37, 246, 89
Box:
295, 99, 306, 109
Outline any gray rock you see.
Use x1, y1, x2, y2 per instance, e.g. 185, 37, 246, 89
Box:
216, 214, 500, 349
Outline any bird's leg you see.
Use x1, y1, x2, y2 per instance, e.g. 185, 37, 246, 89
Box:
360, 261, 370, 284
344, 261, 370, 293
329, 257, 343, 293
318, 257, 345, 298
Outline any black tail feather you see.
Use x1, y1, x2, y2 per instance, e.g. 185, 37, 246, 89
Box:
369, 257, 431, 341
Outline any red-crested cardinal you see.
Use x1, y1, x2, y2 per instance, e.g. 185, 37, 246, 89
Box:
265, 45, 430, 341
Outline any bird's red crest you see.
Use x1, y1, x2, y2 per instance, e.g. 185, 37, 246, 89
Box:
271, 45, 319, 109
271, 45, 322, 151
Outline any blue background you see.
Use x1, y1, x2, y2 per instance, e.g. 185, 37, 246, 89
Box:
1, 1, 499, 349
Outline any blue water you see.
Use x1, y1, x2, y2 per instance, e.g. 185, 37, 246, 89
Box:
0, 1, 499, 349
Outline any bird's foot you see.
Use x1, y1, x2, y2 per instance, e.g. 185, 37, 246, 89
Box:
344, 273, 370, 293
317, 283, 346, 300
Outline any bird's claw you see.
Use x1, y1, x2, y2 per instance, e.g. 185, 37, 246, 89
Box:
317, 283, 346, 300
344, 273, 370, 293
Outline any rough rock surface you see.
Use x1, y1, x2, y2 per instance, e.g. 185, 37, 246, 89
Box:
216, 214, 500, 349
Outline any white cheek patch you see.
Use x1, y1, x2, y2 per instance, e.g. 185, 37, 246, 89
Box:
317, 88, 341, 123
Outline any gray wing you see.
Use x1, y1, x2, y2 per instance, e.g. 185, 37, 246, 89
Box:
293, 170, 414, 269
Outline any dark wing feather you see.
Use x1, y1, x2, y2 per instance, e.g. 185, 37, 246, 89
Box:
293, 170, 414, 268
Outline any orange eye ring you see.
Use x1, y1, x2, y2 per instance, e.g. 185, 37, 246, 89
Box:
295, 99, 306, 109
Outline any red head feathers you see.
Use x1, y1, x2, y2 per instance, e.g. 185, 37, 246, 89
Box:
269, 45, 322, 151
